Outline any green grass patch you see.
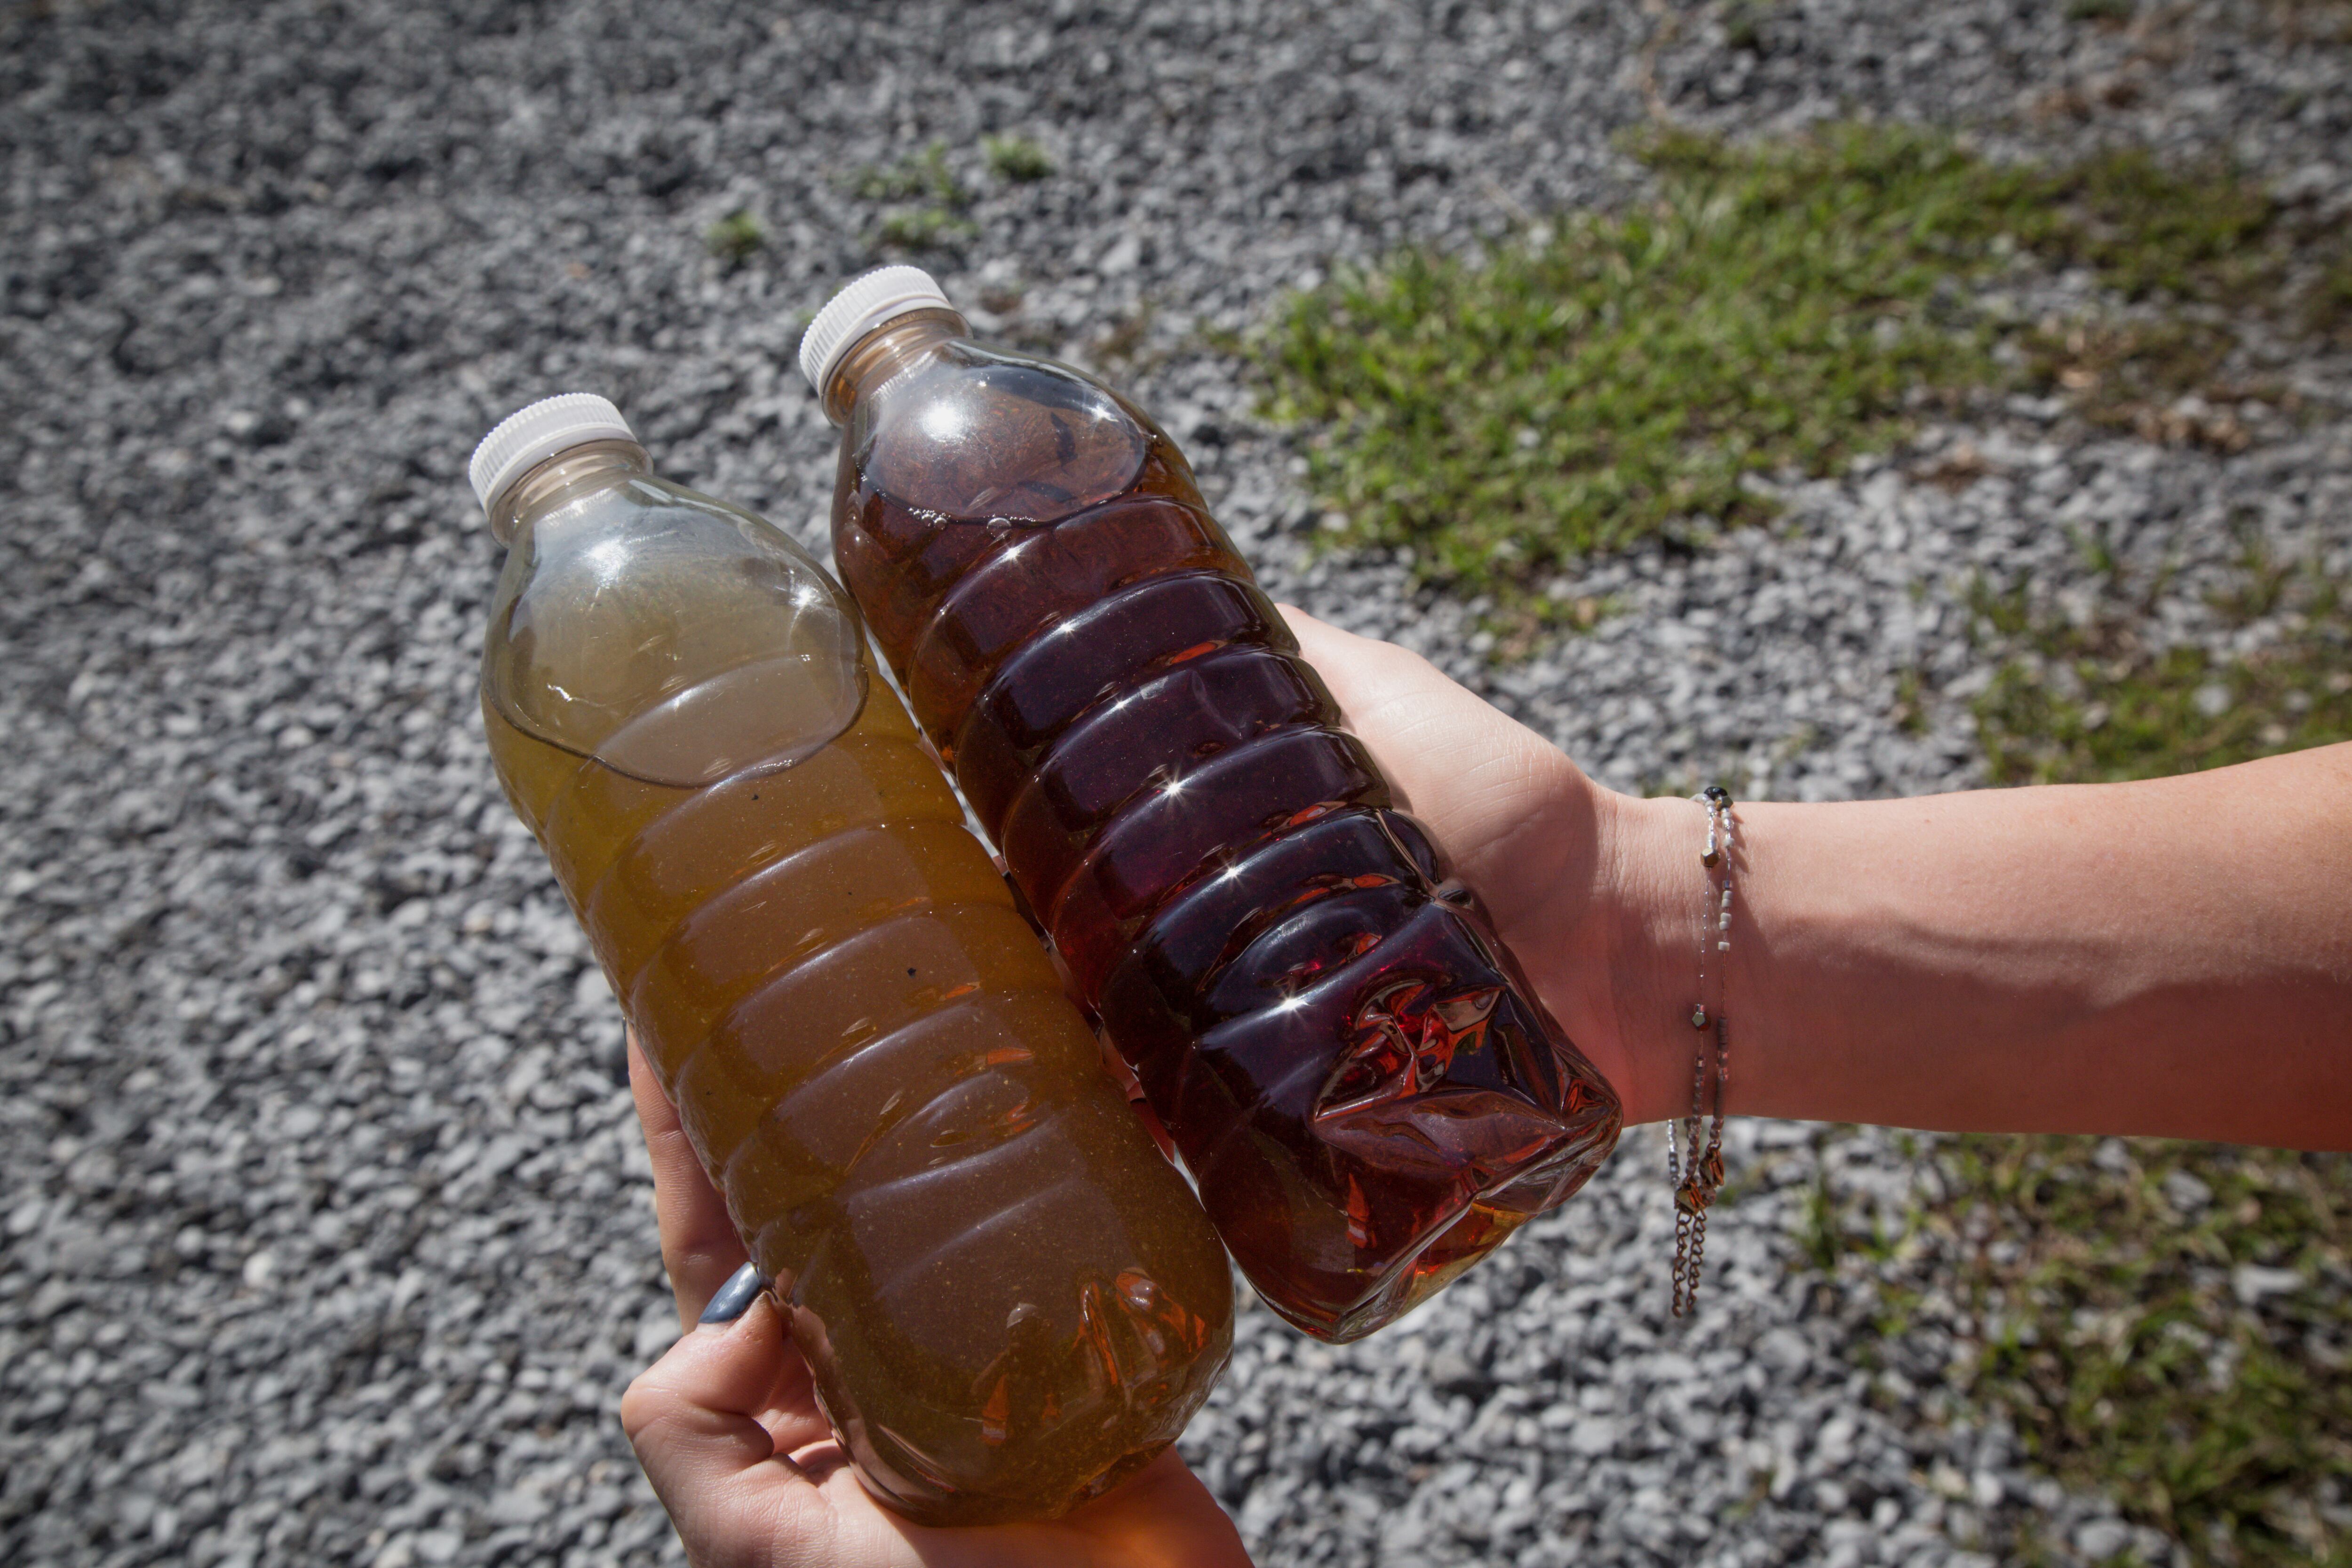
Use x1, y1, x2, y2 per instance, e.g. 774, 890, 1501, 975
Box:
1255, 125, 2345, 613
853, 142, 976, 252
1938, 1137, 2352, 1566
1260, 125, 2033, 595
1969, 546, 2352, 785
851, 142, 969, 206
704, 208, 764, 268
983, 133, 1055, 183
874, 205, 977, 251
2026, 146, 2280, 304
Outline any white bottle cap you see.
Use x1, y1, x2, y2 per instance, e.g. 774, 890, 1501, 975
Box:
797, 265, 958, 397
468, 394, 637, 514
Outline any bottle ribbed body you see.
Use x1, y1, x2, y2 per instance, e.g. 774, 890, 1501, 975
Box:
480, 468, 1231, 1523
827, 339, 1622, 1342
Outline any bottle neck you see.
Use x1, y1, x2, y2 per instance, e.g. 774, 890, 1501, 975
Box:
488, 440, 652, 546
821, 308, 969, 426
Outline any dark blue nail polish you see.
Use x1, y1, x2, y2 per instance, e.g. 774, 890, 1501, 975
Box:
699, 1262, 768, 1325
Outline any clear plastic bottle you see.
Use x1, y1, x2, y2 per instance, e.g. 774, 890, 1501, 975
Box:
469, 395, 1232, 1524
800, 270, 1623, 1344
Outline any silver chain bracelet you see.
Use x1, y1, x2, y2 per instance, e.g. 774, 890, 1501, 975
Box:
1668, 785, 1733, 1318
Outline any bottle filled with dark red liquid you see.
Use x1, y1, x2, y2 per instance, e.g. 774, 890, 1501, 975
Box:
800, 268, 1622, 1343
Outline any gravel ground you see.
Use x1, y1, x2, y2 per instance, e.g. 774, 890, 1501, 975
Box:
3, 3, 2347, 1566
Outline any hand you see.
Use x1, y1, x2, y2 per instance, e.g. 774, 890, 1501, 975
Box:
1280, 606, 1684, 1123
617, 1034, 1256, 1568
1286, 608, 2352, 1145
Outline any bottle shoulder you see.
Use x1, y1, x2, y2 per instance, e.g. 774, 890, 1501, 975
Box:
483, 477, 867, 787
846, 338, 1197, 524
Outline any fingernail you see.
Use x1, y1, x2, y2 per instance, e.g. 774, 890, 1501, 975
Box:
698, 1262, 767, 1327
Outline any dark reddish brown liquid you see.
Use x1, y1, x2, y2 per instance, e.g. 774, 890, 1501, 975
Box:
831, 340, 1621, 1341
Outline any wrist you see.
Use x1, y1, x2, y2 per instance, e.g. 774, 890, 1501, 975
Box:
1521, 783, 1698, 1129
1613, 790, 1714, 1126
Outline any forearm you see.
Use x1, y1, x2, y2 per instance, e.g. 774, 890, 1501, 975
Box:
1597, 744, 2352, 1148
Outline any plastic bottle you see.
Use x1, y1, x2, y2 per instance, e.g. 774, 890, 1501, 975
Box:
800, 269, 1623, 1344
469, 396, 1232, 1524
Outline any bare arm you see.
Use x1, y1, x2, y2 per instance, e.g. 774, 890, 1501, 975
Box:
1284, 608, 2352, 1151
1613, 750, 2352, 1147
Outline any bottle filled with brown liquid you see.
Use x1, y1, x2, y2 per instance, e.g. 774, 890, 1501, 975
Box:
799, 269, 1623, 1344
468, 395, 1232, 1524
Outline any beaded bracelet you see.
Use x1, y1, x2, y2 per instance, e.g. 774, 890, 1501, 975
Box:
1668, 785, 1733, 1318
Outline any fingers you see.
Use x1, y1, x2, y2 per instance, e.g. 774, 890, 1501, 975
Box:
1280, 604, 1563, 801
629, 1031, 754, 1328
1277, 605, 1595, 927
622, 1296, 842, 1568
623, 1296, 1254, 1568
1279, 602, 1456, 725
